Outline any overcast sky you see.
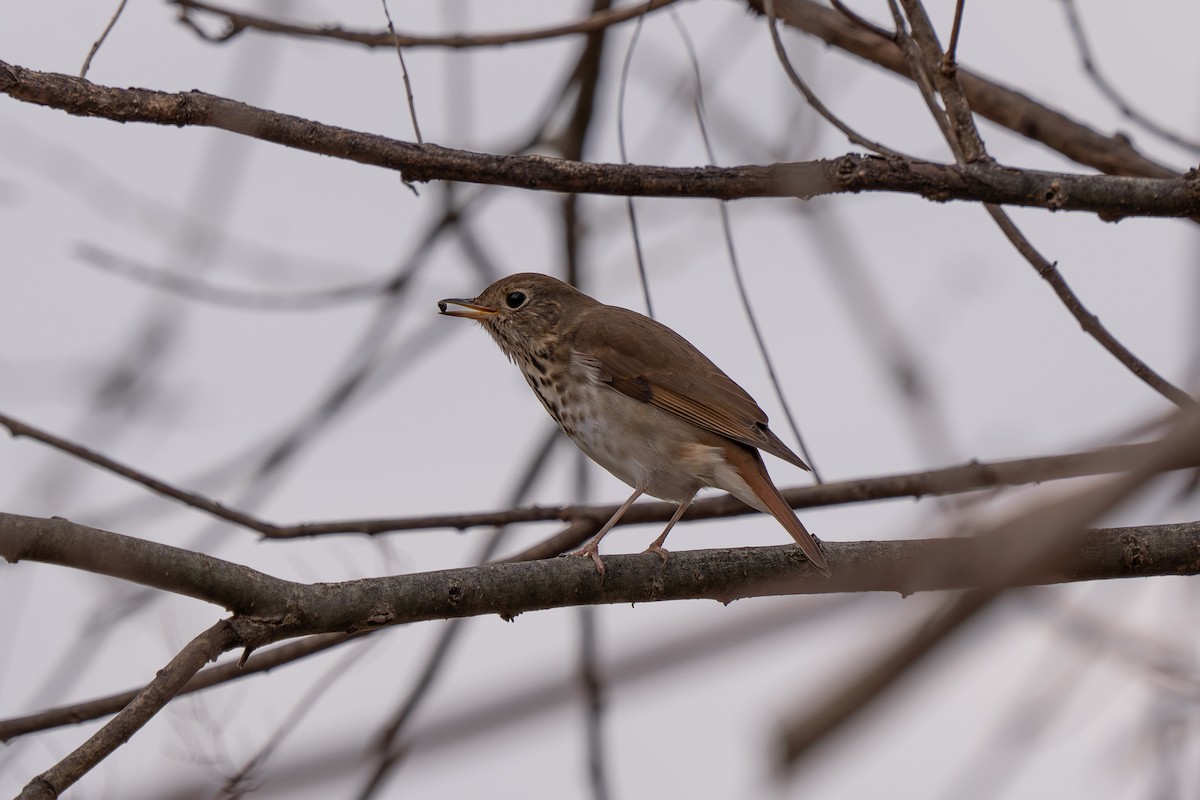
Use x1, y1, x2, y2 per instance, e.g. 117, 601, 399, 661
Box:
2, 2, 1199, 798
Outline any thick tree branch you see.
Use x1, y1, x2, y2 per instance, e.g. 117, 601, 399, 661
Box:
2, 60, 1199, 217
3, 512, 1198, 645
3, 509, 1198, 753
0, 514, 298, 614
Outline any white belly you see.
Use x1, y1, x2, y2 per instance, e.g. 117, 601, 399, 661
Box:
520, 361, 754, 505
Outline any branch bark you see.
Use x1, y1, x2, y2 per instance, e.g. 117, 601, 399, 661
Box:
3, 512, 1198, 644
2, 60, 1199, 217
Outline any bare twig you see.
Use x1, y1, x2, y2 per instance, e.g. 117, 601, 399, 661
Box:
16, 620, 239, 799
987, 207, 1196, 408
893, 0, 1195, 408
777, 406, 1200, 769
616, 13, 654, 317
380, 0, 423, 143
762, 0, 902, 158
53, 596, 858, 799
0, 411, 281, 534
220, 640, 376, 798
672, 8, 823, 479
79, 0, 130, 78
172, 0, 680, 49
358, 428, 562, 797
830, 0, 895, 40
1060, 0, 1200, 155
754, 0, 1179, 179
895, 0, 987, 162
579, 605, 610, 800
6, 408, 1199, 538
0, 632, 360, 742
942, 0, 966, 70
75, 242, 387, 310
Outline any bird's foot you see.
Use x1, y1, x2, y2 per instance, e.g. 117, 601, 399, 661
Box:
570, 545, 607, 582
642, 543, 670, 564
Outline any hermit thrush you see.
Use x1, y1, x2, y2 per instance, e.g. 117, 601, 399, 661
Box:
438, 273, 830, 577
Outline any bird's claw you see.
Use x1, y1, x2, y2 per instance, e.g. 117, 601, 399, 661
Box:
642, 544, 670, 563
570, 546, 607, 582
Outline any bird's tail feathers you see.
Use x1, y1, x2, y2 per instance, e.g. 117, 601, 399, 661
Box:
724, 446, 831, 576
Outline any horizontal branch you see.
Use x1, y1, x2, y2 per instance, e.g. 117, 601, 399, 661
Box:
172, 0, 680, 49
3, 512, 1197, 645
6, 406, 1191, 538
2, 60, 1198, 217
265, 441, 1194, 536
5, 405, 1194, 538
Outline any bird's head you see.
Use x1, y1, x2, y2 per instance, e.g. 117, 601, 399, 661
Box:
438, 272, 593, 360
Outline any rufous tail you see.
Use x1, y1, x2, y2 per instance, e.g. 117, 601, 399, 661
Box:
726, 445, 831, 576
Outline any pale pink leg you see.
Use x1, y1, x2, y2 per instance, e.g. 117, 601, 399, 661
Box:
573, 488, 644, 578
643, 496, 693, 562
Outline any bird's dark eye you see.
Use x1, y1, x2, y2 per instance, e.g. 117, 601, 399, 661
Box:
505, 291, 527, 309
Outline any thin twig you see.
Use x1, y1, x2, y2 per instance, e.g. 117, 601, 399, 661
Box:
361, 25, 622, 793
16, 620, 239, 799
986, 206, 1196, 408
172, 0, 680, 49
1059, 0, 1200, 155
830, 0, 895, 40
671, 7, 823, 480
895, 0, 1195, 408
10, 596, 854, 766
380, 0, 423, 143
0, 632, 359, 742
942, 0, 966, 70
75, 242, 388, 310
895, 0, 987, 161
358, 428, 561, 798
616, 13, 654, 317
0, 411, 280, 534
762, 0, 903, 158
79, 0, 130, 78
755, 0, 1179, 179
6, 409, 1199, 537
777, 405, 1200, 769
221, 640, 377, 798
579, 605, 610, 800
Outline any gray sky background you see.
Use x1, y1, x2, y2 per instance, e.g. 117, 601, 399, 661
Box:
2, 1, 1199, 797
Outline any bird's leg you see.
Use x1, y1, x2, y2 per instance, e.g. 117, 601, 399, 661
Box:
643, 496, 692, 563
573, 488, 643, 578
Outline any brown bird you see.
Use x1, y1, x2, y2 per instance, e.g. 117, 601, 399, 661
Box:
438, 273, 830, 577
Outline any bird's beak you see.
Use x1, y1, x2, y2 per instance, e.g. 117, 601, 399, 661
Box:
438, 298, 497, 321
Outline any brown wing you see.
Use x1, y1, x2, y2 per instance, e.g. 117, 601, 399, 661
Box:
564, 304, 810, 470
